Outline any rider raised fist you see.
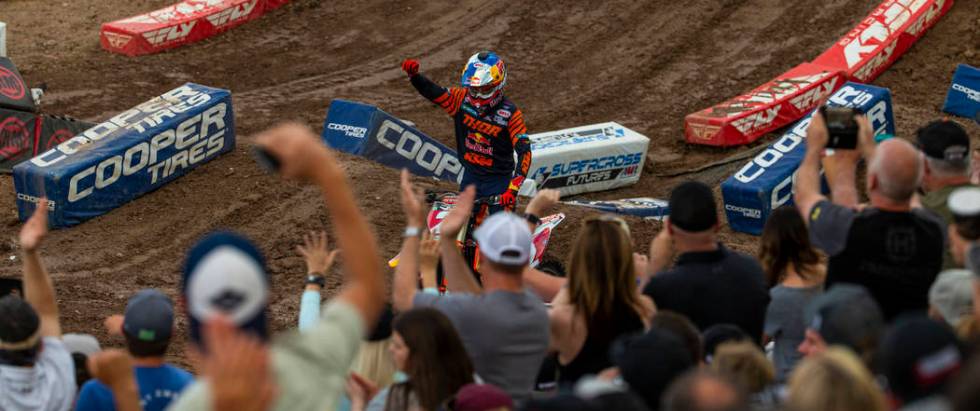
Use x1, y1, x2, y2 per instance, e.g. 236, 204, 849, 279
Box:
401, 59, 420, 77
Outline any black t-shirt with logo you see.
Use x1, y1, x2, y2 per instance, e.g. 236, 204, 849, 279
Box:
808, 200, 946, 321
642, 245, 770, 340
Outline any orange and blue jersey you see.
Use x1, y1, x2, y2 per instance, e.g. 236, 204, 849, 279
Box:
410, 74, 531, 198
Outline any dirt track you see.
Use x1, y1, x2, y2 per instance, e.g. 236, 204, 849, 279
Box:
0, 0, 977, 367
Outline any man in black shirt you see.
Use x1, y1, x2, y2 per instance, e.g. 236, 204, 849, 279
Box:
794, 112, 945, 321
642, 181, 770, 340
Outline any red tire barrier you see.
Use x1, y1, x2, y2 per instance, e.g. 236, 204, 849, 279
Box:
685, 0, 952, 147
813, 0, 952, 83
685, 63, 846, 147
100, 0, 289, 56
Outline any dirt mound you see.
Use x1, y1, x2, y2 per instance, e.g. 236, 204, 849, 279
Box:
0, 0, 976, 367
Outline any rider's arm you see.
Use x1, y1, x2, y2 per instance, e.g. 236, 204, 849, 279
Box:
508, 110, 532, 192
410, 74, 466, 116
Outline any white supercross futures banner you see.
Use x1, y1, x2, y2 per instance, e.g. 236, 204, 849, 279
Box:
521, 122, 650, 197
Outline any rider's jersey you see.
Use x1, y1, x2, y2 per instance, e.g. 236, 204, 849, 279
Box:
410, 74, 532, 186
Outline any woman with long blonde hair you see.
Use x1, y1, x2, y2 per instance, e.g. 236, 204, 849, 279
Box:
548, 215, 655, 386
787, 347, 887, 411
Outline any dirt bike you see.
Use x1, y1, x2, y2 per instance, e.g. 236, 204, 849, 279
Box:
389, 191, 565, 292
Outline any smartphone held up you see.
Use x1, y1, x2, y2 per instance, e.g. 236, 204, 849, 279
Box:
819, 106, 861, 150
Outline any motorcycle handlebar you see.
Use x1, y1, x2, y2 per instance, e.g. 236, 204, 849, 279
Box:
424, 190, 502, 206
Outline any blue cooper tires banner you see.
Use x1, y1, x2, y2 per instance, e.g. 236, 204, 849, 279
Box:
722, 82, 895, 235
943, 64, 979, 123
322, 99, 464, 184
13, 83, 234, 228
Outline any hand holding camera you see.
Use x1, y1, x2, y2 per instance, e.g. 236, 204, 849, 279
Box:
809, 104, 875, 157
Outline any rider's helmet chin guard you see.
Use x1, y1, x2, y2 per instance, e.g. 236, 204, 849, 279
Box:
461, 51, 507, 109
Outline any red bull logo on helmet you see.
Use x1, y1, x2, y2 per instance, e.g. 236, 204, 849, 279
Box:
460, 51, 507, 88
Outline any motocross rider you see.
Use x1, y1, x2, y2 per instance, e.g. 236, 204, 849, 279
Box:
401, 51, 532, 215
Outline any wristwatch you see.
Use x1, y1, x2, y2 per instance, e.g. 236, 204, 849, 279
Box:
403, 226, 422, 238
306, 273, 326, 288
524, 213, 542, 226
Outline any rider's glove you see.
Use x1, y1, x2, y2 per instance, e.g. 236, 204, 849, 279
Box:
401, 59, 420, 77
500, 189, 517, 208
500, 177, 523, 208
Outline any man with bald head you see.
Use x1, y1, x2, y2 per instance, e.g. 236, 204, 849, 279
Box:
795, 111, 945, 321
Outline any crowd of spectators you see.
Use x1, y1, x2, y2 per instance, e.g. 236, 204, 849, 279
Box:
0, 114, 978, 411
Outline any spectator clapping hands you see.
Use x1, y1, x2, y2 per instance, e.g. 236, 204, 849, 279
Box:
399, 169, 427, 230
438, 186, 476, 240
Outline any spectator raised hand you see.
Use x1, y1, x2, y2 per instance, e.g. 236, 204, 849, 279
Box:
436, 185, 482, 294
524, 189, 561, 221
399, 169, 427, 230
419, 232, 439, 289
646, 220, 674, 278
87, 350, 141, 411
296, 231, 339, 331
438, 185, 476, 240
297, 231, 339, 276
253, 122, 384, 326
19, 198, 61, 339
103, 314, 124, 336
20, 198, 48, 252
169, 122, 384, 411
254, 122, 340, 182
393, 169, 435, 311
204, 316, 277, 411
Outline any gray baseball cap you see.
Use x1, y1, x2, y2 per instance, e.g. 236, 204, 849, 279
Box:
804, 284, 884, 350
928, 270, 974, 327
122, 289, 174, 343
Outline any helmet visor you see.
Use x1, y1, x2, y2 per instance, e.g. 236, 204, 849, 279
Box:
468, 83, 499, 99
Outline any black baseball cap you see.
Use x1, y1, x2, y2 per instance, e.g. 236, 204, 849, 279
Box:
702, 324, 749, 364
916, 120, 970, 162
0, 295, 41, 351
668, 181, 718, 232
879, 315, 962, 403
613, 328, 695, 410
122, 289, 174, 343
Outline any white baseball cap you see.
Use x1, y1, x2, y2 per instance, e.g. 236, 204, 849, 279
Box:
473, 212, 532, 266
